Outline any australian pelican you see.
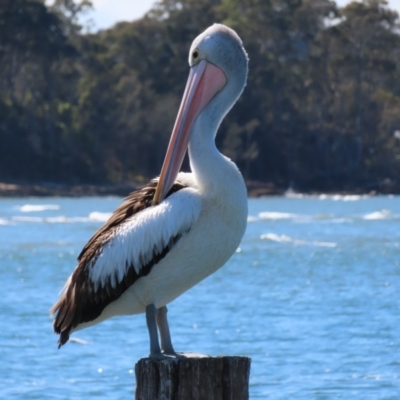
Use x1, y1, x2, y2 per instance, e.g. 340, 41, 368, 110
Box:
51, 24, 248, 358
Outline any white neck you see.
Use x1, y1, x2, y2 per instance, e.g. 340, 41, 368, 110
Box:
188, 106, 245, 200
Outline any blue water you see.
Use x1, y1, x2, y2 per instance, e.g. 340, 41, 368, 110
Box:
1, 195, 399, 399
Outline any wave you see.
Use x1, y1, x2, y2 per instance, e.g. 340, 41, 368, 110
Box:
11, 211, 112, 224
283, 192, 372, 201
12, 216, 44, 222
17, 204, 60, 212
88, 212, 112, 222
363, 209, 391, 220
46, 216, 89, 223
258, 212, 335, 221
258, 212, 298, 220
252, 209, 397, 224
330, 218, 353, 223
12, 216, 63, 223
260, 233, 337, 247
284, 189, 305, 199
258, 211, 317, 223
318, 194, 369, 201
69, 337, 91, 345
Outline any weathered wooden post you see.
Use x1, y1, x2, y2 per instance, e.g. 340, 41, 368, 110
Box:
135, 355, 251, 400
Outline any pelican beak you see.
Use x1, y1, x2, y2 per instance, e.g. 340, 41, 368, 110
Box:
153, 59, 227, 205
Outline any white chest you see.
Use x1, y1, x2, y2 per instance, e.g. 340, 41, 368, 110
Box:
132, 179, 247, 308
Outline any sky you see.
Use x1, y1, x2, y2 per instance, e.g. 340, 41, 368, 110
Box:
82, 0, 400, 31
83, 0, 155, 30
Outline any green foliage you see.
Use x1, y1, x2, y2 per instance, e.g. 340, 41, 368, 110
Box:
1, 0, 400, 191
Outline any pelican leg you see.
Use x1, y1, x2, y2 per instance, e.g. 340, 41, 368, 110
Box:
146, 304, 162, 358
156, 306, 176, 355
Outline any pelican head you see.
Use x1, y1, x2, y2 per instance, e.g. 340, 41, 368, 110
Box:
189, 24, 248, 115
153, 24, 248, 205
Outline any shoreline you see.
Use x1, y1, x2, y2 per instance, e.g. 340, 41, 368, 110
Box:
0, 181, 393, 198
0, 182, 139, 198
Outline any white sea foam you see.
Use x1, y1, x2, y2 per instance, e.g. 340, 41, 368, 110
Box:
258, 212, 298, 220
13, 215, 84, 223
319, 194, 369, 201
260, 233, 337, 247
331, 218, 353, 224
47, 216, 68, 223
312, 213, 334, 220
17, 204, 60, 212
89, 212, 112, 222
12, 216, 44, 223
69, 337, 91, 345
342, 195, 366, 201
11, 212, 112, 224
284, 189, 305, 199
258, 212, 346, 223
258, 211, 315, 224
46, 216, 85, 223
363, 209, 391, 220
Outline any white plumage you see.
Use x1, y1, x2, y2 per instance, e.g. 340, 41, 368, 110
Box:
89, 186, 201, 290
52, 23, 249, 357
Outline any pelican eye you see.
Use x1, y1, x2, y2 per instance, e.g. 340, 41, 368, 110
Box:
192, 50, 199, 60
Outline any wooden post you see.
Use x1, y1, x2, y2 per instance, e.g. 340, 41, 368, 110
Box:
135, 355, 251, 400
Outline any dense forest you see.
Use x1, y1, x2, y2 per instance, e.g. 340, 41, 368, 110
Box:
1, 0, 400, 192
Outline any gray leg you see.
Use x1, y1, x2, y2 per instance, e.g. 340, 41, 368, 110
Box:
146, 304, 161, 358
156, 306, 176, 355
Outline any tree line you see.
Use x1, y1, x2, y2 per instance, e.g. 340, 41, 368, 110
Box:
1, 0, 400, 192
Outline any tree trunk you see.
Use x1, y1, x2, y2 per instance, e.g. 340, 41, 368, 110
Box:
135, 355, 251, 400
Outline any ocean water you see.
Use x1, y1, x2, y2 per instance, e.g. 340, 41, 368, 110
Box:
0, 195, 399, 399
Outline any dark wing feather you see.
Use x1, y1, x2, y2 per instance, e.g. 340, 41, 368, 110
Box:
51, 180, 186, 347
